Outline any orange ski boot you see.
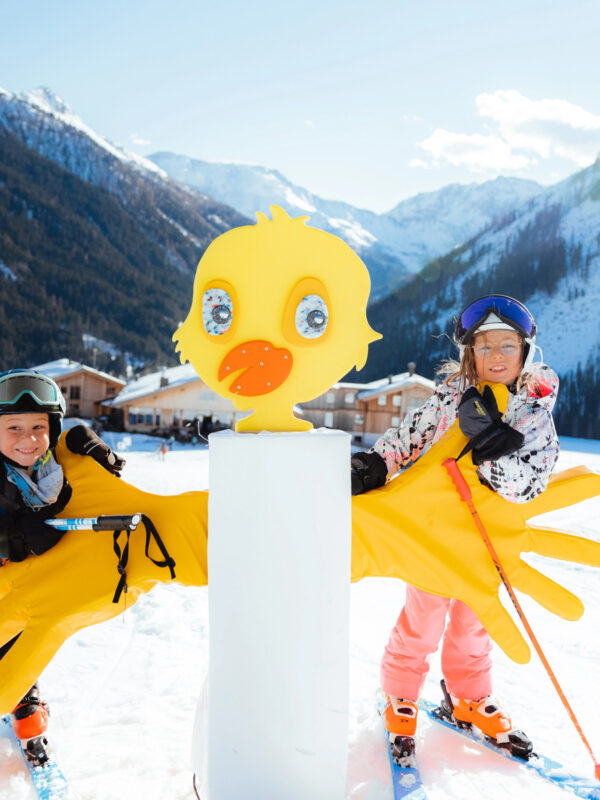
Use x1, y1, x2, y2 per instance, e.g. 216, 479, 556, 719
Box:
11, 684, 50, 766
382, 695, 418, 766
438, 680, 532, 759
450, 695, 512, 738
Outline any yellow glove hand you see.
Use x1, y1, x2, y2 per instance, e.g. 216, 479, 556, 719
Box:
0, 437, 208, 713
351, 383, 600, 664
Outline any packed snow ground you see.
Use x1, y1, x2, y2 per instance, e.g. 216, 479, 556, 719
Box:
0, 435, 599, 800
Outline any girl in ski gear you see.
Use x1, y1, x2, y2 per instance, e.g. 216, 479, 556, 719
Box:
0, 369, 125, 757
351, 295, 559, 752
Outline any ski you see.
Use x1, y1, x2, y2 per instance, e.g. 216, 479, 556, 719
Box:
1, 714, 72, 800
377, 692, 427, 799
420, 699, 600, 800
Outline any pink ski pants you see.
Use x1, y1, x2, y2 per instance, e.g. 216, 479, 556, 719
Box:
380, 585, 492, 701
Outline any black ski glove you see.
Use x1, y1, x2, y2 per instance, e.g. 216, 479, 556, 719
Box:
458, 385, 524, 465
350, 451, 388, 495
0, 511, 65, 562
65, 425, 125, 476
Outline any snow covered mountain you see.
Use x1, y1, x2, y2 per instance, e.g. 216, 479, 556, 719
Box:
150, 151, 542, 298
0, 87, 165, 187
362, 156, 600, 436
0, 87, 245, 238
0, 87, 247, 367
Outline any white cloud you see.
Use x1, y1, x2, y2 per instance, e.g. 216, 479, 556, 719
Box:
416, 128, 531, 172
413, 90, 600, 174
408, 157, 430, 168
476, 89, 600, 166
130, 133, 151, 146
304, 119, 314, 129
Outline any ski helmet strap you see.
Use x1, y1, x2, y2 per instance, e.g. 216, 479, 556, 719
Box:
111, 514, 176, 604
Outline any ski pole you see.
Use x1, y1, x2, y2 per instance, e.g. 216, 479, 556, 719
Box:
443, 457, 600, 782
45, 514, 142, 532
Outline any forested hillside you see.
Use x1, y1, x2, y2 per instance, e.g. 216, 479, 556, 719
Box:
0, 126, 247, 368
353, 161, 600, 437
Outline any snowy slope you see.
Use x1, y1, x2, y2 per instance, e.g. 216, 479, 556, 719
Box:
150, 151, 542, 296
0, 87, 165, 186
0, 86, 245, 235
387, 176, 543, 254
422, 156, 600, 376
1, 436, 598, 800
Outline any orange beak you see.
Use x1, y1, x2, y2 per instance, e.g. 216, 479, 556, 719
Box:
218, 340, 293, 396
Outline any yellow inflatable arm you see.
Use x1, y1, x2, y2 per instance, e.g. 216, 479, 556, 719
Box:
0, 439, 208, 713
351, 384, 600, 664
0, 384, 599, 712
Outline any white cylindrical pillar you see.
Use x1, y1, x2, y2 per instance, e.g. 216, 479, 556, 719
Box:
199, 428, 351, 800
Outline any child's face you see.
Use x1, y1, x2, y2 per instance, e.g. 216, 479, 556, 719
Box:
472, 329, 523, 386
0, 413, 51, 468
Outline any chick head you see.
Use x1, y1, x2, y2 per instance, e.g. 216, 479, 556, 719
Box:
174, 205, 381, 432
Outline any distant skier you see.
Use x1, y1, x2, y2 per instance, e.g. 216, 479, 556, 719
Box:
351, 295, 559, 764
0, 369, 124, 764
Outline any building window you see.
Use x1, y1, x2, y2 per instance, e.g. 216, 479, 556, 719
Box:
391, 416, 401, 427
324, 412, 334, 427
106, 387, 116, 397
392, 394, 402, 406
326, 392, 335, 405
129, 407, 155, 425
345, 392, 355, 404
70, 385, 81, 400
377, 394, 387, 406
354, 414, 364, 426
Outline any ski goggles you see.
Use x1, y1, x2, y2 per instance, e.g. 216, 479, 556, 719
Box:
455, 295, 536, 344
0, 372, 64, 412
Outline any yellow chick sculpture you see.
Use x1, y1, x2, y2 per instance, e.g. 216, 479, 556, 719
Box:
174, 205, 381, 432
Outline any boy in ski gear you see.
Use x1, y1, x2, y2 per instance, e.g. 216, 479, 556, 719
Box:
0, 369, 125, 761
352, 296, 558, 761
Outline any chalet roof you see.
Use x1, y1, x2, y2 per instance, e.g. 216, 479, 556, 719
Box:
107, 363, 200, 406
329, 381, 376, 390
35, 358, 126, 386
356, 372, 435, 400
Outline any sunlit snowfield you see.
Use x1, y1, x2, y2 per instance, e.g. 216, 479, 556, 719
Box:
1, 435, 599, 800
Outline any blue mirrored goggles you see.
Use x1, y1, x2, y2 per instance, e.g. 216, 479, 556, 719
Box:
0, 372, 63, 411
455, 295, 536, 344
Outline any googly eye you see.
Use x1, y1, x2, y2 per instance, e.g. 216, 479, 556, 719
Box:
295, 294, 328, 339
202, 288, 233, 335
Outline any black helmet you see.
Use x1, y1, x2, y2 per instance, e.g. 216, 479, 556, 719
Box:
0, 369, 66, 448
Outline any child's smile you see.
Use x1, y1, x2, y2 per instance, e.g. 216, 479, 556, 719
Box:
472, 330, 523, 386
0, 413, 51, 472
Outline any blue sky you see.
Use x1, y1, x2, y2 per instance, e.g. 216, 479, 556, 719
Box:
2, 0, 600, 211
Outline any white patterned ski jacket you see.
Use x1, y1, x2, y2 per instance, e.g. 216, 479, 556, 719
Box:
371, 363, 560, 503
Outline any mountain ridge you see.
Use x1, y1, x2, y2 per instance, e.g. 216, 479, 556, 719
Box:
149, 150, 543, 298
356, 157, 600, 436
0, 89, 248, 369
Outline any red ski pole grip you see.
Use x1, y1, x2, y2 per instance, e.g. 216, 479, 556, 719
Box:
443, 458, 472, 503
